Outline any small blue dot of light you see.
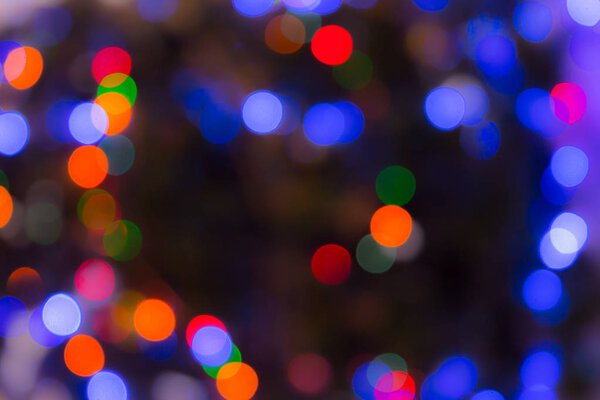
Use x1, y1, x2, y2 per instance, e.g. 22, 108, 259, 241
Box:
0, 111, 29, 156
303, 103, 345, 146
472, 389, 506, 400
41, 293, 82, 336
137, 0, 178, 22
425, 87, 465, 131
513, 1, 553, 43
516, 89, 565, 137
69, 102, 108, 145
242, 90, 284, 135
412, 0, 448, 12
191, 326, 233, 367
352, 363, 377, 400
475, 34, 517, 77
522, 270, 562, 311
521, 350, 561, 389
29, 306, 65, 347
87, 371, 128, 400
432, 356, 478, 398
550, 146, 588, 188
232, 0, 275, 17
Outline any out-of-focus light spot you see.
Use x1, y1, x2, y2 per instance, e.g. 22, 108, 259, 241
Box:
87, 371, 128, 400
311, 244, 351, 285
550, 82, 586, 124
0, 296, 26, 337
518, 386, 557, 400
140, 333, 178, 361
455, 83, 489, 126
569, 31, 600, 71
92, 47, 132, 84
522, 270, 562, 311
75, 259, 116, 302
425, 87, 465, 130
78, 189, 118, 231
42, 293, 81, 336
283, 0, 320, 12
3, 46, 43, 90
7, 267, 42, 302
333, 51, 373, 90
186, 315, 227, 347
550, 146, 588, 188
370, 205, 413, 248
93, 304, 132, 344
431, 356, 478, 398
567, 0, 600, 27
313, 0, 343, 15
374, 371, 416, 400
311, 25, 353, 66
513, 2, 552, 43
551, 212, 587, 253
69, 102, 109, 144
549, 228, 578, 254
99, 135, 135, 176
199, 102, 240, 144
376, 166, 416, 206
412, 0, 448, 12
334, 100, 365, 143
353, 362, 381, 400
521, 350, 561, 389
103, 219, 143, 261
460, 121, 501, 160
216, 362, 259, 400
233, 0, 274, 17
303, 102, 345, 145
29, 306, 65, 347
0, 111, 29, 156
472, 390, 505, 400
46, 99, 78, 143
137, 0, 178, 22
64, 334, 105, 377
265, 14, 306, 54
539, 231, 578, 270
288, 353, 332, 396
242, 91, 283, 134
475, 35, 517, 77
68, 146, 109, 189
95, 92, 133, 135
516, 88, 565, 137
134, 299, 175, 342
192, 326, 233, 367
203, 344, 242, 378
356, 234, 397, 274
98, 73, 137, 106
0, 186, 13, 228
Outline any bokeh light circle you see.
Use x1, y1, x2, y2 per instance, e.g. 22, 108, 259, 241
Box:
370, 205, 413, 247
69, 102, 108, 144
75, 259, 116, 302
192, 326, 233, 367
134, 299, 175, 342
550, 146, 588, 188
311, 25, 353, 66
0, 111, 29, 156
87, 370, 128, 400
311, 244, 351, 285
64, 334, 105, 377
242, 90, 283, 134
425, 87, 465, 130
68, 146, 109, 189
92, 47, 132, 84
522, 270, 562, 311
216, 362, 259, 400
4, 46, 43, 90
42, 293, 81, 336
550, 82, 586, 124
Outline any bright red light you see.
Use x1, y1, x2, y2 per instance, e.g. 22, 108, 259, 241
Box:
185, 314, 227, 347
311, 25, 353, 66
92, 47, 132, 84
311, 244, 351, 285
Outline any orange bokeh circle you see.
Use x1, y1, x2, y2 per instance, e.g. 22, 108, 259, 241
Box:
68, 146, 109, 189
217, 362, 259, 400
133, 299, 176, 342
370, 205, 413, 247
64, 334, 105, 377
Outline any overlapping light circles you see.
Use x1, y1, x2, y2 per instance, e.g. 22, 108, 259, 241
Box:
3, 46, 43, 89
42, 293, 82, 336
353, 353, 415, 400
64, 334, 105, 377
0, 186, 14, 228
0, 111, 30, 156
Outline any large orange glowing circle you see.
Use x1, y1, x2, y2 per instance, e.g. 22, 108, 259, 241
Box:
4, 46, 43, 90
370, 205, 413, 247
64, 334, 105, 377
216, 362, 259, 400
68, 146, 109, 189
133, 299, 176, 342
0, 186, 13, 228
